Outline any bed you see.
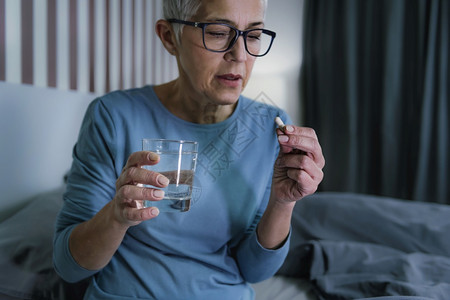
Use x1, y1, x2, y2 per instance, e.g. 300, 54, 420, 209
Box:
1, 82, 449, 300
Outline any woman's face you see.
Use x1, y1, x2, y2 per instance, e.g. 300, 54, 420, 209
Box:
175, 0, 266, 106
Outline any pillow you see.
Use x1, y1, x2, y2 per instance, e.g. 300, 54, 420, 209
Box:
0, 186, 88, 299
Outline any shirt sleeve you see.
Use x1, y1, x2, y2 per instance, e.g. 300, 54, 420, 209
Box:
236, 230, 291, 284
53, 98, 118, 283
233, 189, 291, 284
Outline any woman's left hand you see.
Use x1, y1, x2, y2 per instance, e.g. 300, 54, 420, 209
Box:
272, 124, 325, 203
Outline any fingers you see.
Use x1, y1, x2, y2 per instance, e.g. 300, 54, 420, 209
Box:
121, 206, 160, 223
272, 152, 324, 201
115, 184, 163, 221
286, 168, 321, 195
277, 126, 325, 169
113, 181, 164, 225
112, 151, 169, 225
273, 124, 325, 201
118, 150, 166, 187
125, 151, 160, 168
277, 154, 324, 182
116, 184, 165, 202
112, 186, 162, 226
116, 164, 169, 189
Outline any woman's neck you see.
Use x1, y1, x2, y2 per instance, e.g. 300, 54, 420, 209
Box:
153, 80, 237, 124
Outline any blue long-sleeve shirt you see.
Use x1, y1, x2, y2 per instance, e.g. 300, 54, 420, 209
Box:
53, 86, 291, 299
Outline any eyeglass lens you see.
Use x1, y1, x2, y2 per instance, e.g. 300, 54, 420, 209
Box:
203, 24, 272, 56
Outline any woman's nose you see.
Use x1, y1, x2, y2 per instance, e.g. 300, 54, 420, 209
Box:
225, 35, 248, 62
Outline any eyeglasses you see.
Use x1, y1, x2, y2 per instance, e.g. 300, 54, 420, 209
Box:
167, 19, 276, 57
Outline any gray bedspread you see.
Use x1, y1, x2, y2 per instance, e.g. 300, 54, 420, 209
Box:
1, 189, 449, 299
0, 187, 88, 300
277, 192, 450, 300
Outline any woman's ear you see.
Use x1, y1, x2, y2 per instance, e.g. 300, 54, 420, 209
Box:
155, 19, 178, 56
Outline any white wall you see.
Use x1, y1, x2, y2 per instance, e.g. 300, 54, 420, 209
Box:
243, 0, 304, 125
0, 82, 95, 220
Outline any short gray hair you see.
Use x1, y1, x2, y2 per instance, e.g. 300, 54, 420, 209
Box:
163, 0, 202, 42
163, 0, 268, 43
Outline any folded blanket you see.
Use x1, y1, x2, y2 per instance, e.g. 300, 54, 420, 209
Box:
278, 192, 450, 300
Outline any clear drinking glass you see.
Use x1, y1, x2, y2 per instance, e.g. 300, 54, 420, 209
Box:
142, 139, 198, 212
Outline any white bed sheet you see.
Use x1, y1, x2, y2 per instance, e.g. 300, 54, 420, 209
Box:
252, 275, 317, 300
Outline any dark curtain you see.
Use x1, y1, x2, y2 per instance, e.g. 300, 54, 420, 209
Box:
302, 0, 449, 203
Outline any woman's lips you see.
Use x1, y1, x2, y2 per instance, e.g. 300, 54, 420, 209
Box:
216, 74, 243, 87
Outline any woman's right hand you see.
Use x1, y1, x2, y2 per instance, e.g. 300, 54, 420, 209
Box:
113, 151, 169, 227
68, 151, 168, 271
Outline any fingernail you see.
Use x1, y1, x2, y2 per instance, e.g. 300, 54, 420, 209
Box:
149, 152, 159, 161
278, 135, 289, 143
157, 174, 170, 186
154, 189, 165, 198
285, 125, 294, 133
151, 208, 160, 216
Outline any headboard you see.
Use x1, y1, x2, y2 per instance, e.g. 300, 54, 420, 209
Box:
0, 82, 96, 219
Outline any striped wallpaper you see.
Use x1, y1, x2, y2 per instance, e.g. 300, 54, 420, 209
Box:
0, 0, 178, 95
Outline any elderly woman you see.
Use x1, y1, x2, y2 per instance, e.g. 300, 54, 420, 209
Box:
53, 0, 325, 299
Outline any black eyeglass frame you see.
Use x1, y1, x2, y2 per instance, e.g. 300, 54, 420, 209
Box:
167, 19, 276, 57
